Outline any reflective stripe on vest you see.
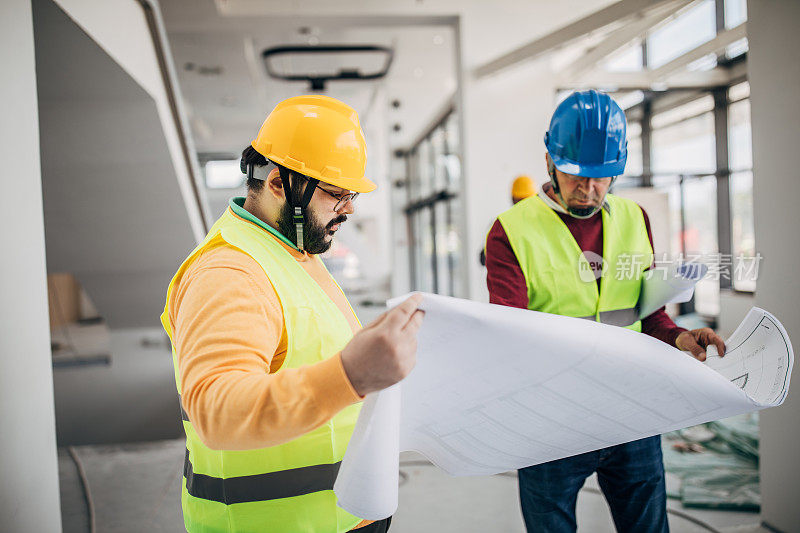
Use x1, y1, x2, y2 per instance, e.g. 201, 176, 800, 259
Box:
575, 307, 641, 328
183, 448, 342, 504
161, 207, 363, 533
497, 194, 652, 332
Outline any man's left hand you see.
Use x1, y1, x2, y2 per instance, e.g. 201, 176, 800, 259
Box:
675, 328, 726, 362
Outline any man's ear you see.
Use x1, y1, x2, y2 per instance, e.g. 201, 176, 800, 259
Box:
545, 154, 556, 180
266, 167, 284, 200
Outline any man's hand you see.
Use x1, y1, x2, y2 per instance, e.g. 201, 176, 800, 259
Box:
341, 294, 425, 396
676, 328, 726, 362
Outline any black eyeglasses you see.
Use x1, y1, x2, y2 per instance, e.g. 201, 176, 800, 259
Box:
315, 185, 359, 211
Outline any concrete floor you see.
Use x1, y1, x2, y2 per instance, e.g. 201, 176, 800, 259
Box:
53, 326, 182, 446
59, 442, 766, 533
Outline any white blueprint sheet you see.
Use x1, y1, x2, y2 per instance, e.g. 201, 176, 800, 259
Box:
333, 293, 793, 520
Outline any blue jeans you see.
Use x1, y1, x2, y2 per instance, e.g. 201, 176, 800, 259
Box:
518, 436, 668, 533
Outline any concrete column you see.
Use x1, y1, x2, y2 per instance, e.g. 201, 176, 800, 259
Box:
0, 1, 62, 531
748, 1, 800, 531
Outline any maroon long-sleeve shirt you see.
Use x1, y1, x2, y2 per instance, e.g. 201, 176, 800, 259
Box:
485, 201, 686, 347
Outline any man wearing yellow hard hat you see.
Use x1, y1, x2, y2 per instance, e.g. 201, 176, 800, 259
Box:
161, 95, 423, 533
511, 175, 536, 204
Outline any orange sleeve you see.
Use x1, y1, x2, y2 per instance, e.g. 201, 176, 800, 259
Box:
171, 247, 362, 451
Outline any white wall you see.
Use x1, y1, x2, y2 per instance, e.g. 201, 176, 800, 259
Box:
747, 0, 800, 530
0, 0, 62, 530
34, 0, 199, 328
462, 59, 559, 300
52, 0, 209, 242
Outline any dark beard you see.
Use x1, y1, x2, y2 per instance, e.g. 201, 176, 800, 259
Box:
276, 203, 347, 254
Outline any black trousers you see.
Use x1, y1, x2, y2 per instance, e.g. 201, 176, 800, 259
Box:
352, 517, 392, 532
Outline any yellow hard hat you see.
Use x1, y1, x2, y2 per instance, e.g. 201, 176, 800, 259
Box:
511, 175, 536, 200
251, 95, 376, 193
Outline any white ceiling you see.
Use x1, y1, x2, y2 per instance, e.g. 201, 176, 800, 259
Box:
159, 0, 457, 156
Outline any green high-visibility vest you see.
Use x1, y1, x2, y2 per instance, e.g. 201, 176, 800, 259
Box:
496, 194, 652, 331
161, 205, 363, 533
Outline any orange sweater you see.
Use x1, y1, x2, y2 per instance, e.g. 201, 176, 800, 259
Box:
168, 209, 373, 528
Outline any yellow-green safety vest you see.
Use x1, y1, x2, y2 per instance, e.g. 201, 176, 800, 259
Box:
496, 193, 653, 331
161, 206, 363, 533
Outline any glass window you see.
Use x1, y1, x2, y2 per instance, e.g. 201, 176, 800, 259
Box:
418, 139, 433, 199
651, 95, 714, 128
728, 98, 752, 171
434, 201, 450, 295
625, 121, 643, 177
651, 174, 719, 315
430, 127, 447, 191
652, 110, 715, 175
403, 109, 463, 295
730, 170, 755, 291
442, 154, 461, 191
652, 175, 683, 256
728, 81, 750, 102
687, 53, 717, 72
601, 40, 643, 72
614, 90, 645, 110
446, 196, 463, 295
647, 0, 716, 69
407, 150, 421, 200
727, 91, 755, 292
204, 159, 244, 189
725, 0, 747, 28
682, 175, 719, 316
725, 37, 748, 60
413, 208, 434, 293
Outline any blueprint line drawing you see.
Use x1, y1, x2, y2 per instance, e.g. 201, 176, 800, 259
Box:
333, 293, 793, 520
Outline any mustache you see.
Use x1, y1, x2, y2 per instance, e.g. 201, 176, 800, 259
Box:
573, 194, 599, 202
327, 215, 348, 229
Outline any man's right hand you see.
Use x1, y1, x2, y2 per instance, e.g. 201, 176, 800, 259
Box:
341, 293, 425, 397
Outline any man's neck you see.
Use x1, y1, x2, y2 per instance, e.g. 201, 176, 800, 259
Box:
542, 182, 568, 211
243, 195, 282, 234
542, 184, 564, 207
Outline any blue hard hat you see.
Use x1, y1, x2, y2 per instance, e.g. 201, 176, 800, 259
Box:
544, 90, 627, 178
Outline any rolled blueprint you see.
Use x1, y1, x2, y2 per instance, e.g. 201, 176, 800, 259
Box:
638, 262, 708, 320
332, 384, 401, 520
333, 293, 793, 520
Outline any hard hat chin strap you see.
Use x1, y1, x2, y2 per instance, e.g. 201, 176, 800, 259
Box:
278, 165, 318, 253
547, 160, 614, 220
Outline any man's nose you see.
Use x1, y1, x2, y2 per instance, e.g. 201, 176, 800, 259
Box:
338, 199, 355, 215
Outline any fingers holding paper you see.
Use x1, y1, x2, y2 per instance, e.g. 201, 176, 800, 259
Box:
341, 294, 425, 396
676, 328, 727, 362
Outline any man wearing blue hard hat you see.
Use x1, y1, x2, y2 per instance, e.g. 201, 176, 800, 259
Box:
485, 90, 726, 532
